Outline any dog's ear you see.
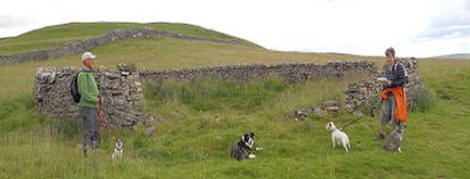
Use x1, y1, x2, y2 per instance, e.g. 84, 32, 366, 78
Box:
243, 134, 249, 141
249, 132, 255, 138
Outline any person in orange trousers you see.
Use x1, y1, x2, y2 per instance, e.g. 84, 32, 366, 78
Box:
376, 47, 408, 140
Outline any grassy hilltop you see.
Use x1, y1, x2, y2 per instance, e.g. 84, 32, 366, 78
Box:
0, 22, 469, 178
0, 22, 262, 55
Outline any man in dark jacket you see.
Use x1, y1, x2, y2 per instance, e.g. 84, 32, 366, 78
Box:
78, 51, 102, 156
376, 47, 408, 140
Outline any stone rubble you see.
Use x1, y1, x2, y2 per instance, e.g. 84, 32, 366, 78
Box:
344, 58, 423, 112
286, 58, 423, 119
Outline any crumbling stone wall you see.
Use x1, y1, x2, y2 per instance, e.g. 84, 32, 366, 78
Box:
1, 28, 239, 65
345, 58, 423, 112
34, 67, 144, 127
34, 60, 423, 126
139, 61, 376, 82
286, 58, 423, 119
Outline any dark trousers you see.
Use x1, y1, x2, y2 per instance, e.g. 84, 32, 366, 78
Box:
79, 107, 100, 151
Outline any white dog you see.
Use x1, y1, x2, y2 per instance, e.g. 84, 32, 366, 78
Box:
326, 122, 351, 152
112, 137, 123, 160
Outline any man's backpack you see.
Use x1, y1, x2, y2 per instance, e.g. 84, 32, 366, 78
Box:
71, 72, 81, 103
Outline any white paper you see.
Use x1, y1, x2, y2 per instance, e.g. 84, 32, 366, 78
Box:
378, 77, 388, 82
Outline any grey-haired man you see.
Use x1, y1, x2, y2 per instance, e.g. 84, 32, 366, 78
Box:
78, 51, 102, 156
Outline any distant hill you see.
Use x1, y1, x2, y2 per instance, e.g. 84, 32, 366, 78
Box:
431, 53, 470, 60
0, 22, 263, 55
0, 21, 382, 67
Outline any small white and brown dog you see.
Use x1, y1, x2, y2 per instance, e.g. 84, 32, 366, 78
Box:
112, 137, 123, 160
326, 122, 351, 152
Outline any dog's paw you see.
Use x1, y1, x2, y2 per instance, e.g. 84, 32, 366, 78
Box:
248, 154, 256, 159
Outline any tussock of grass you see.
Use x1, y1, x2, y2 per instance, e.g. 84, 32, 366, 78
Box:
145, 78, 290, 112
411, 87, 437, 113
0, 95, 46, 132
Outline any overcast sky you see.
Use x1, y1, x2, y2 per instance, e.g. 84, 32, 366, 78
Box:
1, 0, 469, 57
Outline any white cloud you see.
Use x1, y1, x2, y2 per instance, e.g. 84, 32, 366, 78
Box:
0, 15, 30, 28
0, 0, 468, 57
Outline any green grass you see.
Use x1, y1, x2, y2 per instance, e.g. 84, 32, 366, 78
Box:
1, 60, 469, 178
0, 23, 469, 178
146, 78, 298, 112
0, 36, 377, 103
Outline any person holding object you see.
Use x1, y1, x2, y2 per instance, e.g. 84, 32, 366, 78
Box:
376, 47, 408, 140
77, 51, 102, 156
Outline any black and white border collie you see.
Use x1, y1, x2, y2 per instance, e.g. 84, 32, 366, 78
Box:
230, 132, 256, 160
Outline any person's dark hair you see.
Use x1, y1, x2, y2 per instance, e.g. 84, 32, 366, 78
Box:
385, 47, 395, 57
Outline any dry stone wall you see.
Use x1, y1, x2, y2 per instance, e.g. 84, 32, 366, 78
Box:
34, 67, 144, 126
139, 61, 376, 82
285, 58, 423, 119
344, 58, 423, 112
1, 28, 239, 65
34, 60, 423, 127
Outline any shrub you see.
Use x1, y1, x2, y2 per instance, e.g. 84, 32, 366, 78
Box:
411, 87, 436, 113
